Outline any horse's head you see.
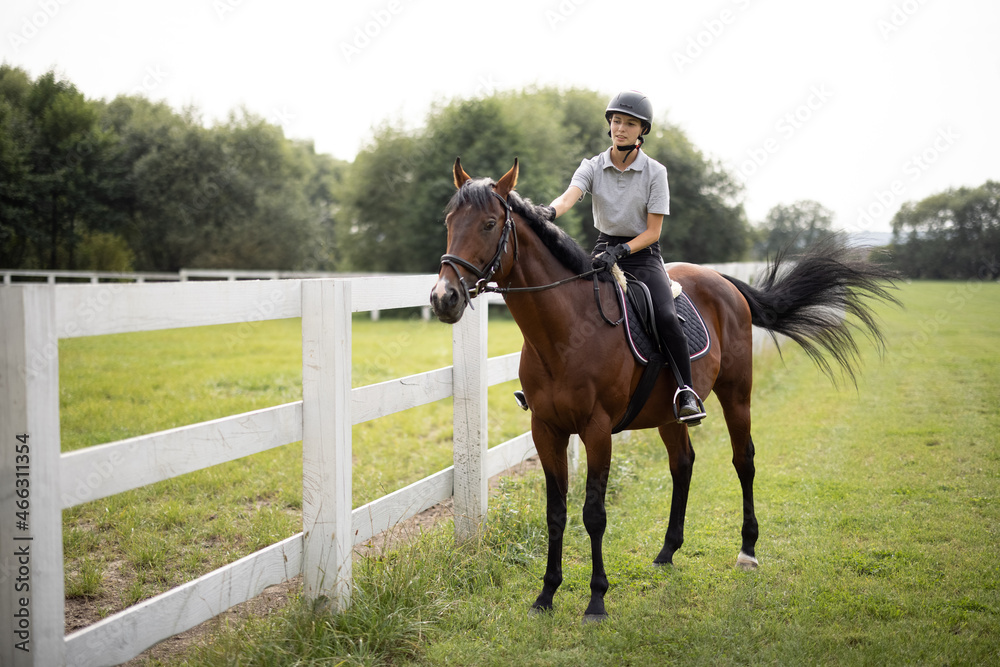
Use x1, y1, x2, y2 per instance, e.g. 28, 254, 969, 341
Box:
430, 157, 519, 324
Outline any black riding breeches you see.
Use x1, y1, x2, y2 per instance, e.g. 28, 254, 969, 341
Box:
594, 235, 694, 387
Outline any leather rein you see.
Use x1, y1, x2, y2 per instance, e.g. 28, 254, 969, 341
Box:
438, 191, 622, 325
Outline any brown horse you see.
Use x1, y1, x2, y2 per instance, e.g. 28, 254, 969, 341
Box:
430, 158, 897, 622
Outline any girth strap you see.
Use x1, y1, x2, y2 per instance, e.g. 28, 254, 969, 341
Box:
611, 352, 665, 434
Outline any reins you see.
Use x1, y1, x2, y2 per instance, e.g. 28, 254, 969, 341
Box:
438, 191, 624, 325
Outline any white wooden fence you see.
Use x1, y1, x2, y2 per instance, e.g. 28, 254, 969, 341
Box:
0, 268, 383, 284
0, 275, 539, 667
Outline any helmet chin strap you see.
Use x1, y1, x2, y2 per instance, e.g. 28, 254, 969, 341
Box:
615, 137, 642, 162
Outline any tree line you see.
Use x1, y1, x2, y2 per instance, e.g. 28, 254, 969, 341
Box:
1, 65, 345, 272
2, 66, 995, 278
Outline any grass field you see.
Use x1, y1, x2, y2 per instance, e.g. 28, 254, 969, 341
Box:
60, 311, 529, 612
61, 281, 999, 665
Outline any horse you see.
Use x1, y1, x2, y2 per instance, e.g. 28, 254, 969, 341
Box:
430, 158, 897, 622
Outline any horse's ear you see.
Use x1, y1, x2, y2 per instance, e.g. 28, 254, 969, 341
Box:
496, 158, 519, 197
453, 157, 472, 189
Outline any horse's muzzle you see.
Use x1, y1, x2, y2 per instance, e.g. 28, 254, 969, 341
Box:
430, 276, 465, 324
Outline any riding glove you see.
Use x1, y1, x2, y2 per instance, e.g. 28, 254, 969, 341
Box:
592, 243, 631, 272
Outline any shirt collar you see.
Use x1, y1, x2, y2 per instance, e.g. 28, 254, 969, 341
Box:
600, 146, 648, 172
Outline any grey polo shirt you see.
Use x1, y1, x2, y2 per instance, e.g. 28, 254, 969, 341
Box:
569, 148, 670, 237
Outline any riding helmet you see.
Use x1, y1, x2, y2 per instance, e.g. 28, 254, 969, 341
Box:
605, 91, 653, 135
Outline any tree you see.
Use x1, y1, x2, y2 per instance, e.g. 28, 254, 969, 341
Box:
338, 87, 751, 272
0, 67, 130, 269
645, 128, 748, 263
0, 67, 35, 267
753, 200, 834, 260
890, 181, 1000, 279
102, 98, 338, 271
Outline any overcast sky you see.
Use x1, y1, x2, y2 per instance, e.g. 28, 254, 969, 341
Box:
4, 0, 998, 236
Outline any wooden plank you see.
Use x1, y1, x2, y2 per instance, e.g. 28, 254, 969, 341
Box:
351, 430, 533, 546
54, 280, 301, 338
346, 274, 438, 313
63, 533, 303, 667
485, 432, 537, 480
0, 287, 66, 666
451, 303, 490, 541
487, 351, 521, 385
59, 402, 303, 510
301, 280, 353, 608
351, 367, 453, 424
352, 467, 454, 545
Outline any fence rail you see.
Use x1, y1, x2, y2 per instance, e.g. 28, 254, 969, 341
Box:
0, 276, 531, 667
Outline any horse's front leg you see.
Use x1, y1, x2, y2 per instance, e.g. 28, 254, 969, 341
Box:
530, 419, 569, 614
580, 427, 612, 622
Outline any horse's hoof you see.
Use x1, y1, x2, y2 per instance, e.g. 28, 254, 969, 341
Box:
529, 604, 552, 617
652, 560, 674, 568
736, 551, 759, 570
582, 613, 607, 624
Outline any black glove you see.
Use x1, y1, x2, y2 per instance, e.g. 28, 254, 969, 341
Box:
592, 243, 630, 272
539, 205, 557, 221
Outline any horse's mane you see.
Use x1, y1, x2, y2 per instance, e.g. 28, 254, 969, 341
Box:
445, 177, 609, 281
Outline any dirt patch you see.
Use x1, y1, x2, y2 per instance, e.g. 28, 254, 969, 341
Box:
67, 456, 541, 664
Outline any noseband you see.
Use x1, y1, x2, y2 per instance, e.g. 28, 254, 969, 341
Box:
439, 190, 518, 309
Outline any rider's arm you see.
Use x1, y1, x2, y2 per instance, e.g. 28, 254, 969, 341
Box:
623, 212, 663, 254
549, 185, 584, 218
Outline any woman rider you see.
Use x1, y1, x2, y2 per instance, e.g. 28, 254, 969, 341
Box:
542, 90, 706, 425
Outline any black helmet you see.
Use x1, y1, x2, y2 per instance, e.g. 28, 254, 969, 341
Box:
606, 90, 653, 135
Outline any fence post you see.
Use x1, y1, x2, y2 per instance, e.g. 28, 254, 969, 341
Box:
301, 280, 353, 610
0, 287, 66, 666
452, 299, 489, 542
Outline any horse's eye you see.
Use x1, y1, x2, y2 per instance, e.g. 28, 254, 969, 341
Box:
485, 218, 497, 230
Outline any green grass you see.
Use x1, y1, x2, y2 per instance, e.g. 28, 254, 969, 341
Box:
65, 283, 1000, 665
60, 312, 529, 610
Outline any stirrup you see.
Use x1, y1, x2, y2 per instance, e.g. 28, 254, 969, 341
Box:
514, 390, 529, 411
673, 386, 706, 425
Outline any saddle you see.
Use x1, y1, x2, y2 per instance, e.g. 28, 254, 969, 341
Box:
617, 278, 711, 366
611, 275, 711, 433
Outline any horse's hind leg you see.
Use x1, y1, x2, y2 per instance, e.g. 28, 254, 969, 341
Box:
654, 422, 695, 565
580, 428, 612, 622
717, 387, 759, 569
530, 420, 570, 614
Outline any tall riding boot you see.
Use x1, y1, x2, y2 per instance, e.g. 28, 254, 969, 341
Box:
661, 330, 707, 425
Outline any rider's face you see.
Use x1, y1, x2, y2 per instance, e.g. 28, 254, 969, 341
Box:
609, 113, 643, 146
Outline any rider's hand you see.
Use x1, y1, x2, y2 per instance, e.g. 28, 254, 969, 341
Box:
592, 243, 630, 271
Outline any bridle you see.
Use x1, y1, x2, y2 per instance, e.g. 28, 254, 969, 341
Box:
437, 190, 617, 323
439, 190, 519, 310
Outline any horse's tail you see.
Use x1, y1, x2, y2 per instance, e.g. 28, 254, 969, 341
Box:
721, 235, 900, 385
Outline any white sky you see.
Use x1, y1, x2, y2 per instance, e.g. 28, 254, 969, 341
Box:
4, 0, 999, 235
